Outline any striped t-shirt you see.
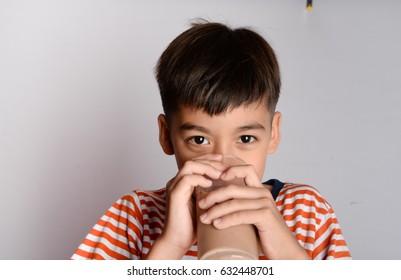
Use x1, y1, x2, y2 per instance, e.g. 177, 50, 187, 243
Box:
72, 179, 351, 260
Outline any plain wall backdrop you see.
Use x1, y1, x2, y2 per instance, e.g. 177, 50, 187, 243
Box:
1, 0, 400, 259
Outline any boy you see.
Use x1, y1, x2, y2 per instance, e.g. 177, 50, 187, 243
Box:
72, 21, 351, 260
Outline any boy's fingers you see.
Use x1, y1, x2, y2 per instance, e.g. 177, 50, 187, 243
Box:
211, 206, 282, 231
199, 184, 273, 209
211, 209, 262, 229
220, 164, 262, 188
168, 174, 212, 201
200, 197, 270, 224
177, 160, 224, 180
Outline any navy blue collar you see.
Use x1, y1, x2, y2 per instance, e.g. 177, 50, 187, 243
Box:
263, 179, 284, 201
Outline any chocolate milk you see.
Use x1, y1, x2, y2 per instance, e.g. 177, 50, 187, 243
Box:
196, 156, 259, 260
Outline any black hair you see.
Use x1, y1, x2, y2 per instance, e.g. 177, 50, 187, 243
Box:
155, 21, 281, 119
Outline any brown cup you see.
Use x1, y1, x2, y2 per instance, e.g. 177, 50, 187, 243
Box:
196, 156, 259, 260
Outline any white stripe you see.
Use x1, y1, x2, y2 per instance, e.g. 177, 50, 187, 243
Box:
142, 230, 162, 255
94, 218, 143, 252
140, 244, 150, 255
314, 222, 335, 246
140, 226, 163, 255
313, 242, 350, 260
284, 216, 317, 229
85, 233, 131, 259
141, 205, 165, 220
73, 243, 113, 260
281, 203, 322, 220
296, 239, 315, 251
277, 185, 323, 201
98, 210, 144, 250
277, 193, 329, 212
314, 247, 328, 260
71, 253, 86, 260
142, 227, 163, 239
139, 192, 166, 207
142, 213, 164, 227
292, 227, 315, 238
106, 199, 144, 234
139, 190, 166, 206
94, 211, 144, 254
333, 245, 350, 252
291, 226, 316, 251
182, 255, 197, 260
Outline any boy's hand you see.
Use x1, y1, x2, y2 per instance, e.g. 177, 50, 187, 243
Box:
146, 154, 227, 260
198, 163, 310, 260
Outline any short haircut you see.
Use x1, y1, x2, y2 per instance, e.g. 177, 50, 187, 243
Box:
155, 20, 281, 120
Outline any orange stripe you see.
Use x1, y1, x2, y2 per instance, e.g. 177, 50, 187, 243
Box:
99, 212, 142, 241
313, 234, 335, 258
118, 201, 142, 223
117, 195, 143, 225
305, 248, 313, 258
140, 199, 166, 215
139, 194, 166, 207
142, 240, 152, 253
295, 232, 315, 245
276, 191, 325, 209
81, 237, 131, 259
277, 186, 326, 202
185, 250, 197, 257
137, 189, 166, 205
74, 248, 105, 260
96, 217, 130, 236
315, 218, 338, 240
90, 228, 131, 250
108, 202, 144, 240
142, 208, 165, 223
84, 229, 133, 255
334, 239, 348, 247
282, 184, 321, 194
282, 207, 318, 220
143, 229, 162, 241
328, 250, 351, 259
287, 220, 317, 233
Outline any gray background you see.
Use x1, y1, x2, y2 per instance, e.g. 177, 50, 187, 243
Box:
1, 0, 400, 259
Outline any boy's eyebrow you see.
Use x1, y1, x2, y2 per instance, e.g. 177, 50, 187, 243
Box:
235, 123, 266, 132
179, 123, 210, 133
179, 122, 266, 133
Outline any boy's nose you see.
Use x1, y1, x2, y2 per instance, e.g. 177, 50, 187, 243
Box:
212, 143, 233, 157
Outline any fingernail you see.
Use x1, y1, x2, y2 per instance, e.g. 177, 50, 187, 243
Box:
198, 198, 205, 208
220, 163, 230, 171
213, 218, 221, 225
200, 213, 207, 221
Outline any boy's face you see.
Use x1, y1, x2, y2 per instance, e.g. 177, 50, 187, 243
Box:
158, 102, 281, 180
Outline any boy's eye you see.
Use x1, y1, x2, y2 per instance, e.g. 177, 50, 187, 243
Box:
189, 136, 210, 145
237, 135, 256, 144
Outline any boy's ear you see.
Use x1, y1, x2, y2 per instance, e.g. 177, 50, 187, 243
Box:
158, 114, 175, 155
267, 112, 282, 154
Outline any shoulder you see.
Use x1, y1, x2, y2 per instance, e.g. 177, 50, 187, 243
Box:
123, 188, 167, 201
105, 188, 167, 219
275, 182, 351, 259
276, 182, 333, 217
116, 188, 167, 209
278, 183, 329, 203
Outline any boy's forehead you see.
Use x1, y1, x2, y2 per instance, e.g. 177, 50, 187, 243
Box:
171, 103, 272, 125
